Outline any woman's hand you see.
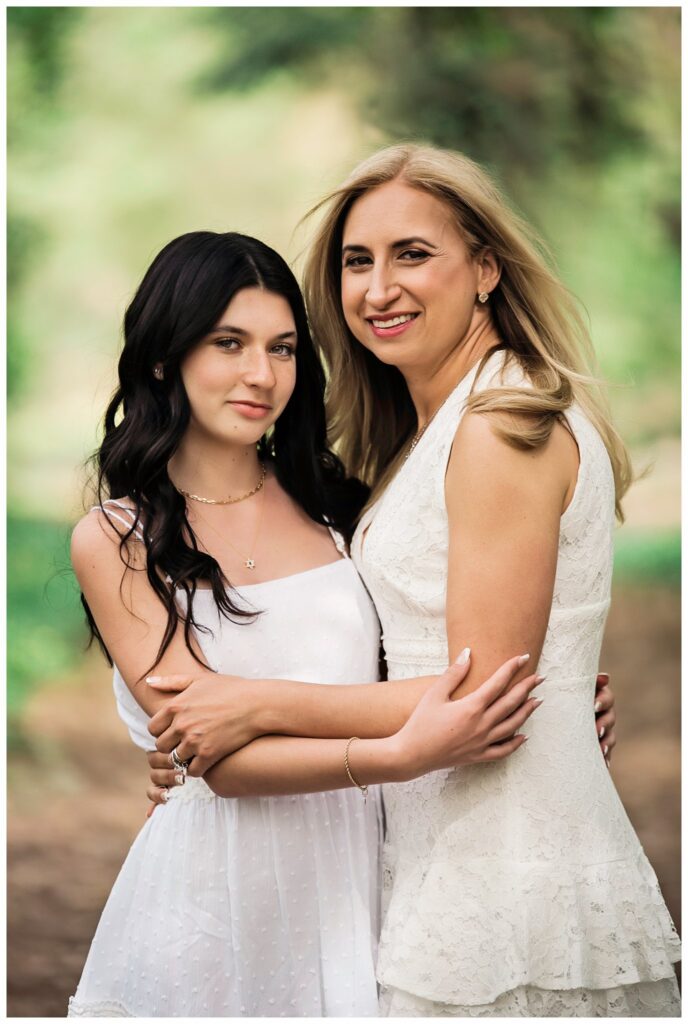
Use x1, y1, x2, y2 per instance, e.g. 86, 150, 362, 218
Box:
145, 750, 185, 815
595, 671, 615, 767
146, 672, 266, 776
392, 649, 543, 780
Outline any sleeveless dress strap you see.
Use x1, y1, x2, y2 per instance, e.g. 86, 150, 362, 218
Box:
327, 525, 350, 559
91, 501, 145, 543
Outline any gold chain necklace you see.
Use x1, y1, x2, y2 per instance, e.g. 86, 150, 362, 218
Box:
190, 483, 267, 571
405, 406, 443, 462
176, 462, 266, 505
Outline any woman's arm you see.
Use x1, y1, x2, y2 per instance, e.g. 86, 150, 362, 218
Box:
147, 671, 442, 770
71, 510, 252, 744
147, 411, 591, 771
74, 508, 541, 800
147, 653, 542, 799
441, 408, 578, 694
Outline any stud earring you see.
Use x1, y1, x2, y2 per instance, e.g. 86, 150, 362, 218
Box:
478, 292, 489, 304
153, 366, 164, 380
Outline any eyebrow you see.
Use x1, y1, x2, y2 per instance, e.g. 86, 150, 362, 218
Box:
210, 325, 297, 341
342, 236, 438, 254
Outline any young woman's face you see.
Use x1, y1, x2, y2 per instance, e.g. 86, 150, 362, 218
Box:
340, 180, 492, 373
180, 287, 297, 447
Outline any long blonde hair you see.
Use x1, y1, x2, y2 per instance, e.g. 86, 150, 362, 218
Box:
303, 143, 632, 520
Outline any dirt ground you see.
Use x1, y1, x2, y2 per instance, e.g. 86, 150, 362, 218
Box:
7, 583, 681, 1018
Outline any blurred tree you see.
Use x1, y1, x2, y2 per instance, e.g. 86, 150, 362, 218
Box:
201, 11, 632, 164
8, 7, 83, 401
200, 7, 372, 91
7, 215, 44, 400
199, 7, 678, 238
7, 7, 81, 101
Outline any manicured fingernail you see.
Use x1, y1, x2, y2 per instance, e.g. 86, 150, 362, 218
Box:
456, 647, 471, 665
174, 773, 185, 786
160, 788, 169, 803
605, 757, 611, 769
594, 700, 602, 713
534, 675, 546, 685
533, 699, 543, 709
598, 673, 610, 683
598, 726, 605, 739
603, 744, 609, 756
518, 654, 530, 666
146, 676, 161, 684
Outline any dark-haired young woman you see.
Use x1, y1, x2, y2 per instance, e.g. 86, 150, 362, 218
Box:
68, 231, 544, 1017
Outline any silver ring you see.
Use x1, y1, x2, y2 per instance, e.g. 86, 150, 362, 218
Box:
170, 747, 190, 771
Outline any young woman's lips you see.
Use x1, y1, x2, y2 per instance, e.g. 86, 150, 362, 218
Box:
367, 313, 419, 338
228, 401, 272, 420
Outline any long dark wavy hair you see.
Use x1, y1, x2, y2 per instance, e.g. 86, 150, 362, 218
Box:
84, 230, 368, 671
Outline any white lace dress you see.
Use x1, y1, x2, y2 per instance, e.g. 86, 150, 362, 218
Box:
68, 527, 383, 1018
351, 350, 680, 1017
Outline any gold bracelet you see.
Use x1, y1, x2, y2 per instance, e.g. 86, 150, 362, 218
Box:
344, 736, 368, 801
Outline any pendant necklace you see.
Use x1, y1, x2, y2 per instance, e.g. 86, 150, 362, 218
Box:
186, 473, 267, 572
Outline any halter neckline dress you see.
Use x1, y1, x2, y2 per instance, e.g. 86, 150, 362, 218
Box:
352, 349, 680, 1017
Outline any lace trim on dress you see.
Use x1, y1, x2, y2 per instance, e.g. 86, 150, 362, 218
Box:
376, 848, 681, 1005
68, 995, 133, 1017
379, 976, 681, 1017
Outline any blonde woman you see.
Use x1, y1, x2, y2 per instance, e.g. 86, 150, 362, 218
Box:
145, 147, 674, 1016
300, 144, 680, 1015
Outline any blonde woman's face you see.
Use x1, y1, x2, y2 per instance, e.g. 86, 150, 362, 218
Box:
341, 180, 491, 373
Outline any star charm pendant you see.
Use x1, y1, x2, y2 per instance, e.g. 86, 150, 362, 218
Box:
245, 558, 256, 570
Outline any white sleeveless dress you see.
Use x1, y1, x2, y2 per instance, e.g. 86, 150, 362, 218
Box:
68, 521, 383, 1018
351, 350, 681, 1017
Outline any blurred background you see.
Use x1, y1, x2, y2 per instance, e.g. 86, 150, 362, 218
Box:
7, 8, 680, 1016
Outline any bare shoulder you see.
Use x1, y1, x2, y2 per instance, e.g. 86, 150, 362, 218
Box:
71, 503, 144, 585
447, 409, 576, 512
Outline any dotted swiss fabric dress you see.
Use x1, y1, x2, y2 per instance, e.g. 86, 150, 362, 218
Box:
351, 349, 680, 1017
68, 530, 383, 1018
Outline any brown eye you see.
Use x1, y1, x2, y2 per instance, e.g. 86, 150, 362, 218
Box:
343, 255, 371, 268
399, 249, 430, 261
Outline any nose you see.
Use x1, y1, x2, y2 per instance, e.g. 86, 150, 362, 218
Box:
365, 262, 402, 308
242, 347, 276, 389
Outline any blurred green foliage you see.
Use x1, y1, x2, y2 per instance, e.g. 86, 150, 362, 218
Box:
8, 517, 85, 735
7, 8, 680, 725
614, 530, 681, 588
205, 8, 647, 178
